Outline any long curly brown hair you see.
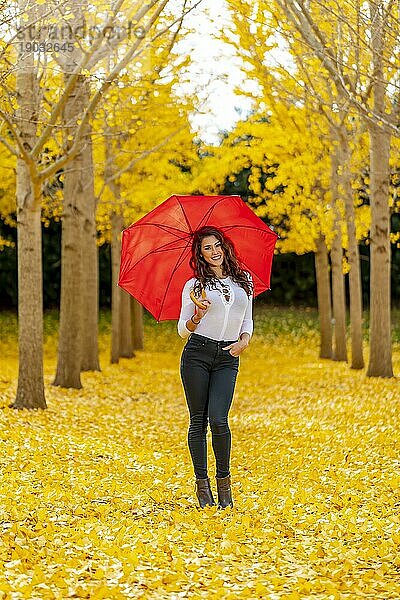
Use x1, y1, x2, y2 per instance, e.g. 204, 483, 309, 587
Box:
189, 226, 253, 297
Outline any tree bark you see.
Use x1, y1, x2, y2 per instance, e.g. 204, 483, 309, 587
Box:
80, 121, 100, 372
111, 211, 123, 364
338, 125, 364, 369
105, 118, 126, 364
12, 4, 46, 410
330, 145, 348, 362
53, 76, 88, 389
13, 181, 46, 410
366, 2, 393, 377
314, 235, 332, 359
131, 298, 144, 350
367, 122, 392, 377
119, 289, 134, 358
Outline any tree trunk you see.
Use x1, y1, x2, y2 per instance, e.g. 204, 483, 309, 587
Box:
13, 182, 46, 410
80, 121, 100, 372
53, 77, 88, 388
330, 146, 348, 362
111, 211, 123, 364
314, 235, 332, 359
367, 123, 392, 377
338, 125, 364, 369
119, 289, 134, 358
131, 298, 144, 350
366, 2, 393, 377
12, 5, 46, 410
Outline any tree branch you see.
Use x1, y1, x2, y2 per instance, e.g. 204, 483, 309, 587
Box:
0, 133, 18, 157
31, 0, 127, 157
0, 109, 32, 163
98, 124, 186, 201
37, 0, 203, 182
274, 0, 399, 135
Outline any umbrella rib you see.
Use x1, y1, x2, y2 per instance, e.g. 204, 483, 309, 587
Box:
176, 196, 194, 234
132, 222, 190, 239
177, 195, 233, 233
127, 239, 191, 270
220, 224, 279, 237
195, 196, 232, 230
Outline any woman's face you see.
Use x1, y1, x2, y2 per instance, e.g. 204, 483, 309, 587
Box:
200, 235, 224, 268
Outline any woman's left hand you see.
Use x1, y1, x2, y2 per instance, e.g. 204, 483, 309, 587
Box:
222, 339, 249, 357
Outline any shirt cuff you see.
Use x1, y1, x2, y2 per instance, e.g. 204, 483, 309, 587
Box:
240, 331, 252, 339
178, 319, 192, 339
239, 322, 253, 338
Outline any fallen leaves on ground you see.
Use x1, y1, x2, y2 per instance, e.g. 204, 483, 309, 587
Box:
0, 308, 400, 599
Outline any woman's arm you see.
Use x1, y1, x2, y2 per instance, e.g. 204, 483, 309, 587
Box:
239, 275, 254, 342
223, 276, 253, 356
177, 280, 210, 338
177, 280, 196, 338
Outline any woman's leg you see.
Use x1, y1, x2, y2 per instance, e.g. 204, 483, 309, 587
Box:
208, 359, 239, 478
180, 352, 211, 479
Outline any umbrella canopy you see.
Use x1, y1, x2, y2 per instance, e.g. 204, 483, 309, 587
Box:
118, 195, 278, 321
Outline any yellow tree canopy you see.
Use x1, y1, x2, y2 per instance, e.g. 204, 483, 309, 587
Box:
94, 44, 200, 244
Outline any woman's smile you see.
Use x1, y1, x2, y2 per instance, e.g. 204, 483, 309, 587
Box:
201, 235, 225, 266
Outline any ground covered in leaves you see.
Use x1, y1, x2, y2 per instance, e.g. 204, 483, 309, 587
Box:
1, 307, 400, 599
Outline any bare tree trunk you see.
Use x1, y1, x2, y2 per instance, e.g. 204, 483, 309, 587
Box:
331, 228, 347, 361
111, 211, 123, 364
367, 2, 393, 377
367, 123, 392, 377
12, 4, 46, 410
338, 125, 364, 369
119, 289, 134, 358
13, 183, 46, 410
330, 146, 348, 362
80, 121, 100, 372
104, 116, 126, 364
131, 298, 144, 350
53, 76, 88, 389
314, 235, 332, 359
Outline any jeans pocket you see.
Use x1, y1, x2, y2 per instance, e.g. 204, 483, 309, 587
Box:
187, 337, 207, 350
229, 353, 240, 372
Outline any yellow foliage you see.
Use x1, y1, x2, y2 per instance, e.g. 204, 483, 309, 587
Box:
0, 146, 16, 218
0, 309, 400, 597
93, 45, 198, 242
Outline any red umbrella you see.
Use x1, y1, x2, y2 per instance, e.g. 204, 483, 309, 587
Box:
118, 195, 278, 321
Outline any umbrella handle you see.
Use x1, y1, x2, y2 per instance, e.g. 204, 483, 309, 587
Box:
190, 289, 207, 310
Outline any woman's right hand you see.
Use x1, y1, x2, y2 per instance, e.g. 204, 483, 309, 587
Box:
194, 298, 211, 320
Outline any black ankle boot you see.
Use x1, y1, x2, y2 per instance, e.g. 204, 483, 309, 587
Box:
195, 477, 216, 508
216, 475, 233, 509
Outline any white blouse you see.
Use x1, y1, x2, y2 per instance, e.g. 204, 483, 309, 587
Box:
177, 274, 254, 341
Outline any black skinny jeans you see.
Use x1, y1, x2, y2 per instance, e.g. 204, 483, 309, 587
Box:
180, 333, 239, 479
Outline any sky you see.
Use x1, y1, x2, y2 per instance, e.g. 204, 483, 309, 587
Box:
176, 0, 257, 145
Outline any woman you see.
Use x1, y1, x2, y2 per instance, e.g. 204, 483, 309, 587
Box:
177, 225, 253, 509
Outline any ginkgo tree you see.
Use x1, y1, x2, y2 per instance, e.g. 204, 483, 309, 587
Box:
266, 0, 399, 377
192, 86, 371, 363
93, 55, 199, 365
219, 0, 397, 374
51, 4, 200, 387
213, 0, 351, 361
191, 108, 334, 356
0, 0, 202, 409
